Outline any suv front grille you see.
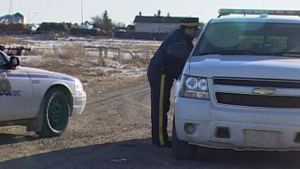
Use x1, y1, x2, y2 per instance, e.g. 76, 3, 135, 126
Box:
215, 92, 300, 108
214, 78, 300, 88
213, 78, 300, 108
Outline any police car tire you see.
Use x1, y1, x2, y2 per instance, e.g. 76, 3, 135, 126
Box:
172, 119, 197, 160
36, 88, 70, 138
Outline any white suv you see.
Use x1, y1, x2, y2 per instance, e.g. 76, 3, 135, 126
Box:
172, 9, 300, 160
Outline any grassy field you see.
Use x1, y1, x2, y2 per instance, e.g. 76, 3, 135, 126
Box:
0, 37, 34, 45
1, 36, 160, 95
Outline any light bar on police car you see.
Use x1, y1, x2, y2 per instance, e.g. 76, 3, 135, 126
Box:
218, 8, 300, 17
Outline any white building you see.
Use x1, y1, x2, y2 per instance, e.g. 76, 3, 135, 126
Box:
0, 12, 25, 24
133, 16, 199, 33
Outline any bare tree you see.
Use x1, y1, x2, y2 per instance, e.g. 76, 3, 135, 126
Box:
113, 21, 126, 29
91, 10, 113, 31
91, 15, 102, 28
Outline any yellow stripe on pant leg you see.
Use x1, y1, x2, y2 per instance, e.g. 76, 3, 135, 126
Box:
159, 74, 166, 146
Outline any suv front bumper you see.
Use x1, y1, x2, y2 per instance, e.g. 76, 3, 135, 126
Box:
175, 96, 300, 151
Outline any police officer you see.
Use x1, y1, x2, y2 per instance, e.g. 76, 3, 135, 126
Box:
147, 18, 200, 147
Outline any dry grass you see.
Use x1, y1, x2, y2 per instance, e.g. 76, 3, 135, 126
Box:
57, 43, 85, 59
18, 38, 158, 95
0, 37, 34, 45
22, 57, 149, 95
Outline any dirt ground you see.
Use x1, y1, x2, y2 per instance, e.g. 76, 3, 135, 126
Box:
1, 79, 300, 169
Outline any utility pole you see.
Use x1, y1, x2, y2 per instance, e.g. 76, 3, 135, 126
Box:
9, 0, 13, 14
81, 1, 84, 24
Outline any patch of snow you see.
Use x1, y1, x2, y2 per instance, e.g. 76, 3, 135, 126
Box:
15, 37, 158, 78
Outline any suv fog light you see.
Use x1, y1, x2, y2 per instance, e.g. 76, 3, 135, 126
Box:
184, 123, 195, 134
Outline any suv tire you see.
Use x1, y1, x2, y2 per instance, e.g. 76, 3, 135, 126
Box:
172, 119, 197, 160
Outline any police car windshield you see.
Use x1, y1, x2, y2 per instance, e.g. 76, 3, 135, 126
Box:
193, 22, 300, 57
0, 51, 9, 66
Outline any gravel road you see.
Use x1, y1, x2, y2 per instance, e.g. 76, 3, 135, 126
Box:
0, 79, 300, 169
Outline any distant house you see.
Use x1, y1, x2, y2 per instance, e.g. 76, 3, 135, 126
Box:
27, 23, 40, 31
0, 12, 25, 24
79, 20, 94, 30
79, 24, 93, 30
133, 16, 199, 33
127, 24, 135, 31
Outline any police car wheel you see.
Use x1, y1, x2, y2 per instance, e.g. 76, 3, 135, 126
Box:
172, 119, 197, 160
36, 88, 70, 138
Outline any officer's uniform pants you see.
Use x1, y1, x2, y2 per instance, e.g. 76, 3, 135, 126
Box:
147, 67, 173, 146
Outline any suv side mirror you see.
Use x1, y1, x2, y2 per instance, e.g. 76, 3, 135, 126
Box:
167, 42, 191, 59
9, 56, 20, 69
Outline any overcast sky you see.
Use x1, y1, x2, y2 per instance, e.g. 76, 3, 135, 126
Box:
1, 0, 300, 25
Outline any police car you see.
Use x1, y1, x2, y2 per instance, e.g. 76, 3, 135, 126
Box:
171, 9, 300, 160
0, 51, 86, 137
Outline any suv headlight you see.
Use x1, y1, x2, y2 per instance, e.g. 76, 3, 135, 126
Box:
179, 75, 210, 100
74, 78, 83, 92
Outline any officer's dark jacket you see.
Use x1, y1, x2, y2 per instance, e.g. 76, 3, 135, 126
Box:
149, 29, 194, 79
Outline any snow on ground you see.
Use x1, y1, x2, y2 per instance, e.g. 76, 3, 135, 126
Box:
18, 36, 161, 77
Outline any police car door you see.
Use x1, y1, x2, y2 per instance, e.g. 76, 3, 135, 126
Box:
0, 53, 32, 121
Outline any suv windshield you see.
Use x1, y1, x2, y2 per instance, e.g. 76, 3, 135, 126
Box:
193, 22, 300, 56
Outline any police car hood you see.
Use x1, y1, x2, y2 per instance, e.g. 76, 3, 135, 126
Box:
22, 67, 74, 78
185, 54, 300, 80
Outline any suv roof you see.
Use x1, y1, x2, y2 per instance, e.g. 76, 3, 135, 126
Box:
210, 16, 300, 24
210, 8, 300, 24
218, 8, 300, 17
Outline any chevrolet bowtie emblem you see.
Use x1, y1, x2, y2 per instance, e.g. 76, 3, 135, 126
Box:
252, 88, 275, 95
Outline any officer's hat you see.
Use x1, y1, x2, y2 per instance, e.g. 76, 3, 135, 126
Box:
180, 18, 200, 29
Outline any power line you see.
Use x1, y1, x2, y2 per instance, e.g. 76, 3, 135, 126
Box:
28, 12, 41, 24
